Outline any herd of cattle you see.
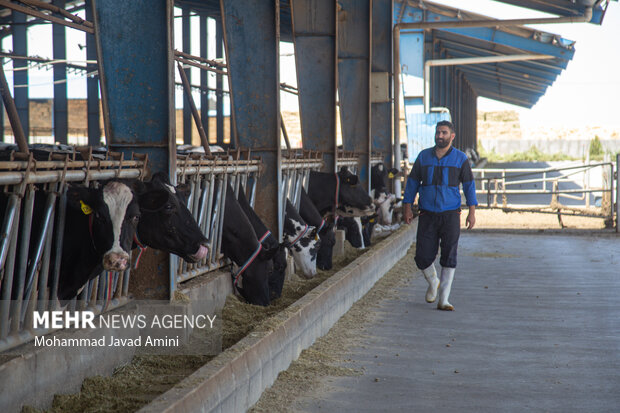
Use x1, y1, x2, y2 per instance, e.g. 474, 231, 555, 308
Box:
4, 158, 402, 308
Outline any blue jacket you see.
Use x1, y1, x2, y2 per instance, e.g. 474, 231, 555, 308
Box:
403, 146, 478, 213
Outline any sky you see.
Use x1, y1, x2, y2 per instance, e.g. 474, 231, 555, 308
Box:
2, 1, 619, 130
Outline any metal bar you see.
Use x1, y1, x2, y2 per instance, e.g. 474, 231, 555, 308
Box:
0, 195, 18, 270
85, 1, 100, 146
174, 56, 228, 76
617, 154, 620, 232
0, 168, 142, 185
0, 56, 28, 153
177, 62, 212, 155
53, 0, 68, 145
0, 189, 21, 339
0, 0, 95, 33
10, 185, 35, 333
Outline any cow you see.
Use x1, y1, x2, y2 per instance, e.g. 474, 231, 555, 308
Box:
370, 163, 401, 225
133, 172, 209, 263
236, 186, 287, 301
220, 184, 272, 306
308, 167, 374, 218
57, 180, 140, 301
284, 200, 320, 279
299, 188, 336, 270
337, 213, 379, 250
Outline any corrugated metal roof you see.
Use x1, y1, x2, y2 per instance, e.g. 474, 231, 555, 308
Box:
396, 1, 583, 108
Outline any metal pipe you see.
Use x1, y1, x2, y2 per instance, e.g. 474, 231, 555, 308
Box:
0, 62, 29, 153
424, 54, 555, 113
617, 154, 620, 232
177, 62, 212, 155
0, 195, 18, 270
0, 168, 142, 185
0, 0, 94, 33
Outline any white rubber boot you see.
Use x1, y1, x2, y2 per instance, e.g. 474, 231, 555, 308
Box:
437, 267, 455, 311
421, 264, 439, 303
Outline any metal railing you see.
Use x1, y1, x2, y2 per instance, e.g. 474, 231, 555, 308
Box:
0, 151, 147, 352
472, 161, 616, 222
174, 151, 262, 285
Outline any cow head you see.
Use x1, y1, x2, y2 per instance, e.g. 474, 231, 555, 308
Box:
134, 172, 208, 263
337, 216, 365, 249
284, 200, 320, 278
361, 214, 378, 247
221, 184, 272, 306
316, 220, 336, 270
371, 162, 401, 193
373, 191, 397, 225
67, 180, 140, 272
336, 167, 374, 217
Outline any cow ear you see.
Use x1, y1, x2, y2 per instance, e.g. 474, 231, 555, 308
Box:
175, 183, 192, 204
150, 171, 171, 185
66, 185, 98, 215
345, 174, 358, 185
139, 189, 170, 212
131, 179, 147, 195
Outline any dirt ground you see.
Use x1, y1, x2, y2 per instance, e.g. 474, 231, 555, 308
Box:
466, 208, 611, 231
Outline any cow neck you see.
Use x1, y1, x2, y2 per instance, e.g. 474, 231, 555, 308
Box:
333, 173, 340, 224
133, 232, 147, 269
288, 223, 309, 247
233, 242, 263, 288
87, 214, 97, 251
258, 230, 271, 244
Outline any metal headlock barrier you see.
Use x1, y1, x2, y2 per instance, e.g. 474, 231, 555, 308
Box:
472, 161, 617, 225
0, 149, 148, 352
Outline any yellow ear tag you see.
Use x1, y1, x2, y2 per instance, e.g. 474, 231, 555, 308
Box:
80, 200, 93, 215
370, 218, 375, 223
388, 172, 394, 179
315, 234, 319, 241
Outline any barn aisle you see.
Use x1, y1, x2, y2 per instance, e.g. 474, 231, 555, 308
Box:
286, 232, 620, 412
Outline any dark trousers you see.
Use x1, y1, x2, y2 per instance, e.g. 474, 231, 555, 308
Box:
415, 211, 461, 270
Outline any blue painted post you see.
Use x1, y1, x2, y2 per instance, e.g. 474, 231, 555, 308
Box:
85, 2, 101, 146
221, 0, 280, 234
12, 10, 28, 141
338, 0, 371, 190
291, 0, 337, 172
215, 19, 224, 145
182, 7, 192, 145
93, 0, 174, 299
371, 0, 393, 169
200, 15, 209, 140
52, 0, 68, 145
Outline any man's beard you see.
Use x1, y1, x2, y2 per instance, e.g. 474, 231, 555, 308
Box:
435, 139, 450, 148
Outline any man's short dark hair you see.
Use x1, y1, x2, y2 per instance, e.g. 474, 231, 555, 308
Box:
436, 120, 455, 134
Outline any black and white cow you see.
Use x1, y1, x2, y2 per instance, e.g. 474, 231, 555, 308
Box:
220, 184, 272, 306
299, 188, 335, 271
370, 163, 401, 225
236, 186, 287, 301
284, 200, 320, 279
57, 180, 140, 301
308, 167, 374, 218
133, 172, 209, 263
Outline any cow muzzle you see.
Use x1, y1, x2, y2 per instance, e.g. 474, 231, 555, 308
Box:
103, 251, 130, 272
189, 244, 209, 262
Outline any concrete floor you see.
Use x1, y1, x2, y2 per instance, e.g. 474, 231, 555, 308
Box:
293, 232, 620, 413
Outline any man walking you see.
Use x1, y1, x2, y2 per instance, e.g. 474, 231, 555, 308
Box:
403, 121, 477, 311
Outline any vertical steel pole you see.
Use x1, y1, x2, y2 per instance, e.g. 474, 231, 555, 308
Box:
616, 154, 619, 233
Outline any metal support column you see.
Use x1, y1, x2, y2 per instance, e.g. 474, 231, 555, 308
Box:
338, 0, 371, 190
93, 0, 174, 299
215, 19, 224, 146
371, 0, 392, 169
52, 0, 68, 145
221, 0, 281, 235
182, 7, 192, 145
85, 2, 101, 146
12, 9, 28, 141
291, 0, 337, 173
200, 15, 210, 141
